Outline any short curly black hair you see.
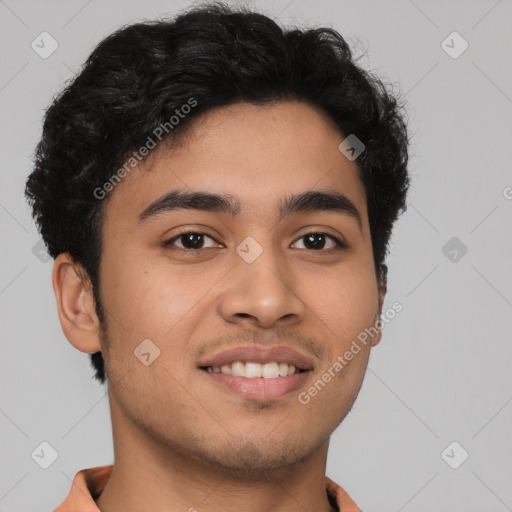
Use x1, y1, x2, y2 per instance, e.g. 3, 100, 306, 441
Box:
25, 1, 410, 385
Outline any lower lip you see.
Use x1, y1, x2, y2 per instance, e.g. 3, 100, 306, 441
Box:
201, 370, 311, 400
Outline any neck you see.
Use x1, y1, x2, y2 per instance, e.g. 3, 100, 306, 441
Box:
96, 399, 336, 512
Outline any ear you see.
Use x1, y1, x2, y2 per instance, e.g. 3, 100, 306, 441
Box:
371, 263, 388, 347
52, 253, 102, 354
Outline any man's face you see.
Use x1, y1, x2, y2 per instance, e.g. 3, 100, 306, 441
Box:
97, 100, 384, 472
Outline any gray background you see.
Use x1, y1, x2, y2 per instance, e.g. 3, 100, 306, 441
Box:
1, 0, 511, 510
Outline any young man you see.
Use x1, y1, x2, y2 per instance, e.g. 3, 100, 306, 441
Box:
26, 3, 409, 511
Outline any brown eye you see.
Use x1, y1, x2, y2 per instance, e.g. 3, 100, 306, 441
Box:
164, 231, 219, 250
292, 232, 346, 251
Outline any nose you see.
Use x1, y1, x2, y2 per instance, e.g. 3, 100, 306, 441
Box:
216, 245, 306, 330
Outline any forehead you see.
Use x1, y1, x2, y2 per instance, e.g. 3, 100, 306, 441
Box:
102, 100, 368, 228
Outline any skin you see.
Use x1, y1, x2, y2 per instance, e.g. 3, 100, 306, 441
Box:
53, 100, 386, 512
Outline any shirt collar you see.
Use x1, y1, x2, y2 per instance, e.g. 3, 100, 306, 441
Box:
54, 465, 361, 512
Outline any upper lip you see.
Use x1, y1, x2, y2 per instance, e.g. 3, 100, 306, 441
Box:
198, 345, 314, 371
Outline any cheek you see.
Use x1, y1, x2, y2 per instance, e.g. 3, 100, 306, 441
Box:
100, 251, 199, 336
99, 253, 229, 378
295, 272, 376, 427
307, 266, 379, 346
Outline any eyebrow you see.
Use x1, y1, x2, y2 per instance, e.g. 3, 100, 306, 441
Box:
138, 188, 362, 231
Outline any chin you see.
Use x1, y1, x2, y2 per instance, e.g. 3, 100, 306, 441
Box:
193, 435, 319, 475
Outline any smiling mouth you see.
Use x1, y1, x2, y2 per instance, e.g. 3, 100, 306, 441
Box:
197, 345, 314, 399
201, 361, 306, 378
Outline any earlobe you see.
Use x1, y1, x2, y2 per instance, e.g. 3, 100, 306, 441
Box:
371, 329, 382, 347
52, 253, 102, 354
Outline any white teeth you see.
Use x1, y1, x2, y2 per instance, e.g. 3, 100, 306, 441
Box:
206, 361, 302, 378
262, 362, 280, 379
231, 361, 245, 377
220, 364, 231, 375
279, 363, 288, 377
245, 362, 262, 378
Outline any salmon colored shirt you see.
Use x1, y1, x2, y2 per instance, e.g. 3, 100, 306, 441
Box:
54, 464, 362, 511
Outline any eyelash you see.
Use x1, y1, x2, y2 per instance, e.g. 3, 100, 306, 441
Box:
163, 230, 347, 252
